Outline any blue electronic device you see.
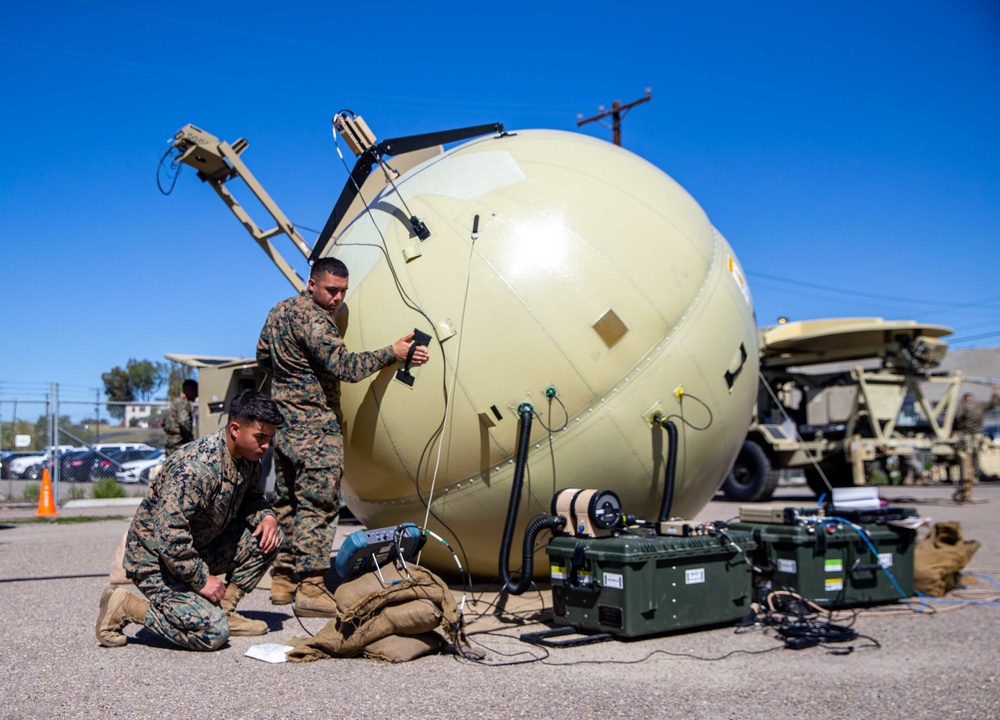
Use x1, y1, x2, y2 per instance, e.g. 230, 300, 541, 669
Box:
333, 522, 426, 580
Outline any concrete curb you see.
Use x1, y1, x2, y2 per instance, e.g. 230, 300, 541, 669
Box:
62, 497, 143, 509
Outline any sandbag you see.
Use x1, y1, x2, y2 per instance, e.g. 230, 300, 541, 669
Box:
362, 633, 443, 663
286, 564, 463, 663
913, 521, 981, 597
335, 564, 456, 626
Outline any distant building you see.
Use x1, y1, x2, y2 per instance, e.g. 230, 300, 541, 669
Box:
124, 401, 168, 428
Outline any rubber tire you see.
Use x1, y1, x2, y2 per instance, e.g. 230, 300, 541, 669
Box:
722, 440, 779, 502
22, 465, 41, 480
804, 463, 853, 499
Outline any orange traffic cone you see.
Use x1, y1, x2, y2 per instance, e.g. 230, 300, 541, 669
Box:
36, 467, 58, 517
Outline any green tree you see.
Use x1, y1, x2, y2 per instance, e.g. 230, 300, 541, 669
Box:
32, 415, 48, 446
102, 366, 133, 419
164, 361, 194, 399
102, 359, 169, 418
31, 414, 74, 447
126, 359, 167, 401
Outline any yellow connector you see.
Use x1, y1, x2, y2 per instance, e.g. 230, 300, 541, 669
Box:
674, 386, 685, 400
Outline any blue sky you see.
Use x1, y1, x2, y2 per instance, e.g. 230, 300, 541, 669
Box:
1, 0, 998, 419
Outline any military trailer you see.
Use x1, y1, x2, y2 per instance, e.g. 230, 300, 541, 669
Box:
162, 353, 269, 439
721, 317, 967, 501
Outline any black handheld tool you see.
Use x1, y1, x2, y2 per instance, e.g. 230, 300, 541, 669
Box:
395, 328, 432, 387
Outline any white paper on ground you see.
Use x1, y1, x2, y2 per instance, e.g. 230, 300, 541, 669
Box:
244, 643, 294, 664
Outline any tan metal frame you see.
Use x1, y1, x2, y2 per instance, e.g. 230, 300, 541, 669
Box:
172, 124, 310, 292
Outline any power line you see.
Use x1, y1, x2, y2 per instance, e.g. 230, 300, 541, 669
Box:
576, 89, 652, 146
747, 270, 1000, 310
949, 330, 1000, 344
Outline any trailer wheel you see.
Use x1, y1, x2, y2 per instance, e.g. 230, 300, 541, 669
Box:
804, 463, 852, 498
722, 440, 779, 502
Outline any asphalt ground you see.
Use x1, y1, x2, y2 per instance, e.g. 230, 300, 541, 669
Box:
1, 483, 998, 720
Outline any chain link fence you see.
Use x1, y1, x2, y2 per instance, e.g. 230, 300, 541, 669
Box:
1, 384, 170, 505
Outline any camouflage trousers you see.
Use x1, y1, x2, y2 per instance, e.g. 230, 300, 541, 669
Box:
130, 520, 277, 651
272, 431, 343, 576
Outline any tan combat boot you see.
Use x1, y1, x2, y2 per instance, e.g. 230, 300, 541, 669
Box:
294, 573, 339, 617
220, 584, 269, 636
270, 567, 297, 606
96, 585, 149, 647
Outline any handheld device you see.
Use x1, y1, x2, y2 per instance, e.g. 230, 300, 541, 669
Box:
395, 328, 432, 387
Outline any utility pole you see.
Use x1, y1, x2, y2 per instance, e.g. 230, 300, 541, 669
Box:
576, 89, 652, 147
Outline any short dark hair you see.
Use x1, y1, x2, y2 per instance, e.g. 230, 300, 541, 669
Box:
311, 257, 348, 279
229, 389, 284, 426
182, 379, 198, 392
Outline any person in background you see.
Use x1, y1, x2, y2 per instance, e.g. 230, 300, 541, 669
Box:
164, 379, 198, 456
954, 386, 1000, 437
953, 385, 1000, 489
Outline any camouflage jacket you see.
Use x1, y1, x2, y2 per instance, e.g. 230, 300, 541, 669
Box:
124, 429, 273, 590
955, 394, 1000, 434
256, 292, 395, 435
163, 397, 196, 454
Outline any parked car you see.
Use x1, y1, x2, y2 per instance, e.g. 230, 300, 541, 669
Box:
61, 450, 98, 482
1, 451, 43, 479
94, 448, 155, 478
10, 446, 85, 479
93, 443, 154, 453
8, 452, 48, 478
115, 449, 165, 484
20, 462, 48, 480
61, 449, 130, 483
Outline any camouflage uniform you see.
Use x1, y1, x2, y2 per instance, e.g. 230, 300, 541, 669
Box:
954, 394, 1000, 435
124, 429, 277, 651
256, 291, 395, 576
163, 397, 196, 456
954, 393, 1000, 488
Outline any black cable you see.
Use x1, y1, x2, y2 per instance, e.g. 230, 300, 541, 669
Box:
532, 394, 569, 433
466, 586, 547, 624
756, 590, 882, 653
657, 418, 678, 522
660, 391, 714, 431
312, 192, 471, 576
454, 631, 551, 666
156, 145, 182, 195
539, 644, 785, 665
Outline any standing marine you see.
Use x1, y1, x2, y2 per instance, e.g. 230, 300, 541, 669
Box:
953, 385, 1000, 496
953, 386, 1000, 436
163, 378, 198, 456
95, 389, 284, 651
256, 257, 429, 616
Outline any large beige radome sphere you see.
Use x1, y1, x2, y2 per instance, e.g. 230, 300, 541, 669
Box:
324, 129, 758, 578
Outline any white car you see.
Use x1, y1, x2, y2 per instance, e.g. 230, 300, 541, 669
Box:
115, 449, 165, 484
9, 445, 84, 478
94, 442, 154, 453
